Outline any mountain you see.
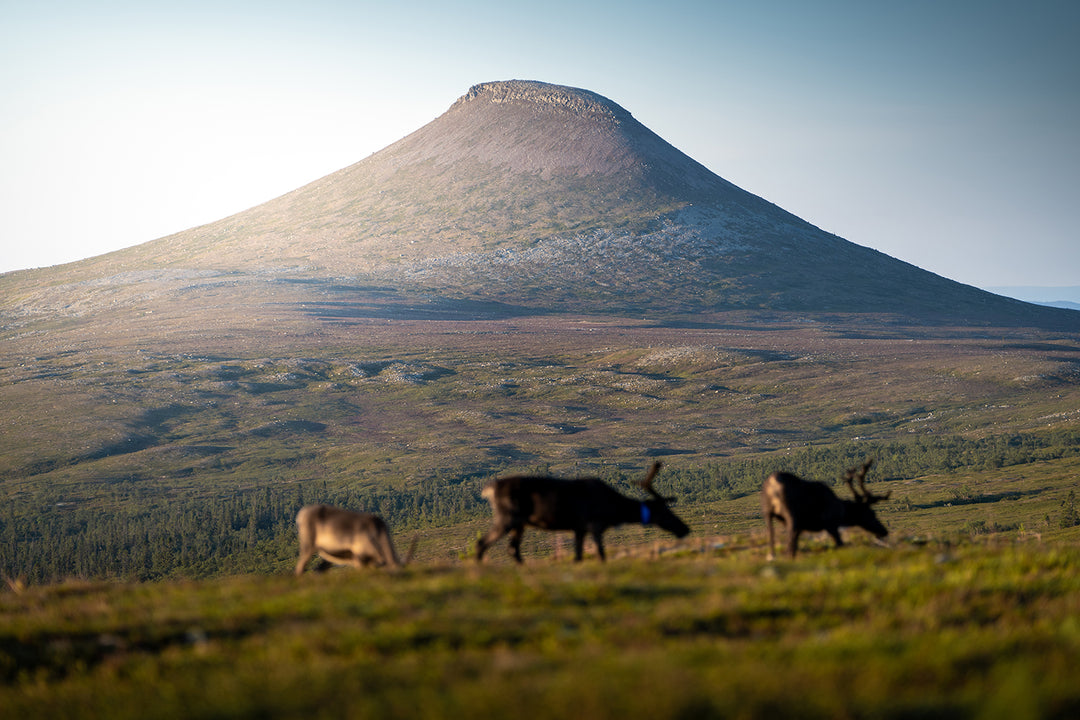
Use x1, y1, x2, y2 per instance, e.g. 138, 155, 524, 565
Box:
2, 79, 1075, 327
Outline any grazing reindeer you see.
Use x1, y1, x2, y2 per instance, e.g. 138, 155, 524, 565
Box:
761, 460, 890, 560
476, 461, 690, 563
295, 504, 412, 575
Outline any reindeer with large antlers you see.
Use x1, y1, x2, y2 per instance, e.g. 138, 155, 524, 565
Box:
477, 461, 690, 563
761, 460, 890, 560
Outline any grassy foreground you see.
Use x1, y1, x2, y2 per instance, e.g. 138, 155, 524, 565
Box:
3, 539, 1079, 719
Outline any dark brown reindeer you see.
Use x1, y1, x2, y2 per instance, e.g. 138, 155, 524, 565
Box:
761, 459, 890, 560
295, 504, 414, 575
476, 461, 690, 563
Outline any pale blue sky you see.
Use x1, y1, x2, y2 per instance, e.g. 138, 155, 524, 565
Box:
2, 0, 1077, 288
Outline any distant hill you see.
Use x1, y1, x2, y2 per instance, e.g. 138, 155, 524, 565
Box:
2, 79, 1075, 327
986, 287, 1080, 312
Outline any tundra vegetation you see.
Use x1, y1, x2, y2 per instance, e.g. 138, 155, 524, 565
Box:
2, 535, 1079, 718
2, 313, 1080, 716
3, 430, 1080, 718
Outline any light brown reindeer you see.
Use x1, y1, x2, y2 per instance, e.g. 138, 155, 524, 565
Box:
295, 504, 413, 575
761, 459, 890, 560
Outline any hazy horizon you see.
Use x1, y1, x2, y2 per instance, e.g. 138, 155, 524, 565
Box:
984, 285, 1080, 306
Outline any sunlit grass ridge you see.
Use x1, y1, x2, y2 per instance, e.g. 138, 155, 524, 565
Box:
2, 541, 1079, 718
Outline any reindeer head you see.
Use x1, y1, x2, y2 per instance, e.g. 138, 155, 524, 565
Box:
842, 460, 890, 539
639, 462, 690, 538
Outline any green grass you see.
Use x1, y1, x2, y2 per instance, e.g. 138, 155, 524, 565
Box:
4, 453, 1080, 717
3, 540, 1079, 719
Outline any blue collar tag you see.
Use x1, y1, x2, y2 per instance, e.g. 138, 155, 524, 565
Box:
640, 503, 651, 525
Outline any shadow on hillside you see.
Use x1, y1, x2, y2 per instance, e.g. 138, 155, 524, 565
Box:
915, 488, 1043, 510
644, 448, 696, 457
648, 318, 763, 330
247, 420, 329, 438
83, 404, 198, 462
1001, 342, 1080, 355
303, 298, 541, 322
484, 444, 540, 463
0, 624, 264, 683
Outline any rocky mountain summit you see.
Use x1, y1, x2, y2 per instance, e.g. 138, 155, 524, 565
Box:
2, 80, 1074, 326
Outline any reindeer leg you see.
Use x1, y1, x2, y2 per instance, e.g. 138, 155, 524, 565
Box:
476, 524, 508, 562
295, 547, 314, 576
765, 513, 776, 561
591, 528, 606, 562
573, 530, 586, 561
295, 520, 316, 575
827, 528, 844, 548
507, 526, 525, 564
787, 526, 800, 558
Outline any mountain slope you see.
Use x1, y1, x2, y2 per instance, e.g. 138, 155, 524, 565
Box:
1, 79, 1074, 326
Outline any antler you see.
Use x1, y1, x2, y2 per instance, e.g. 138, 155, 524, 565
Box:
843, 459, 889, 504
639, 462, 676, 503
639, 461, 662, 497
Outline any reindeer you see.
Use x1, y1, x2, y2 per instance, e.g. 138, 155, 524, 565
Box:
476, 461, 690, 563
295, 504, 412, 575
761, 459, 890, 560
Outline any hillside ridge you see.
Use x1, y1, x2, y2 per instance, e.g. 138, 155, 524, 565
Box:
455, 80, 631, 121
